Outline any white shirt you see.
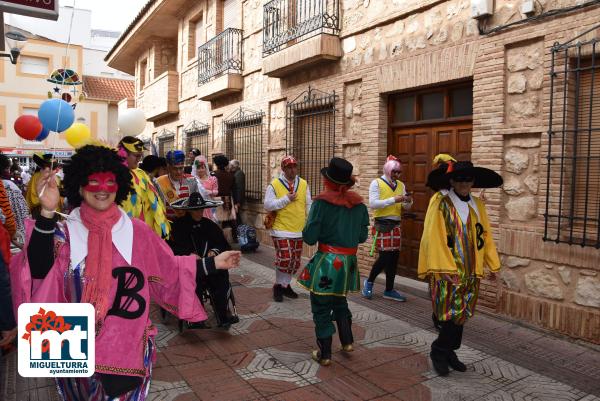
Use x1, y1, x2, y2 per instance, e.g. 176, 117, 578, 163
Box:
447, 189, 481, 224
21, 171, 31, 185
66, 207, 133, 269
368, 175, 412, 221
264, 173, 312, 238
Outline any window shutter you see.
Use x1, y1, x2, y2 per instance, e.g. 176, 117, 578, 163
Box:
573, 61, 600, 240
223, 0, 240, 30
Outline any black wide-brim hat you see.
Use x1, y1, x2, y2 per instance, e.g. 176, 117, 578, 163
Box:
171, 192, 223, 210
427, 161, 503, 189
33, 153, 58, 168
321, 157, 354, 185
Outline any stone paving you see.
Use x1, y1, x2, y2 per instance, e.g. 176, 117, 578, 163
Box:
1, 250, 600, 401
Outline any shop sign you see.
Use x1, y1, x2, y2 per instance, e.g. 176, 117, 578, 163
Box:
0, 0, 59, 21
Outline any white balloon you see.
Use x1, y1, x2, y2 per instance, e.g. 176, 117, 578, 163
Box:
118, 108, 147, 136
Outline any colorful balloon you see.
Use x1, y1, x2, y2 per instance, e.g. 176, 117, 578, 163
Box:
64, 122, 91, 148
14, 115, 43, 140
38, 99, 75, 132
118, 108, 146, 136
35, 127, 50, 141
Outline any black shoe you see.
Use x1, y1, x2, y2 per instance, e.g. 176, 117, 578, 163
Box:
186, 321, 208, 329
282, 285, 298, 299
311, 337, 332, 366
447, 351, 467, 372
218, 320, 232, 330
217, 314, 239, 330
273, 285, 284, 302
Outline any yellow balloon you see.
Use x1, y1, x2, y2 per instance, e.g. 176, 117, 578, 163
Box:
64, 123, 91, 148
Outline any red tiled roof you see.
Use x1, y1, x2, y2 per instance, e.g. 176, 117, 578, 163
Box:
82, 75, 135, 103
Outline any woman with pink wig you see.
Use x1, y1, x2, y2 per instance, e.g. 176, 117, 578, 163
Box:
362, 155, 413, 302
192, 155, 219, 221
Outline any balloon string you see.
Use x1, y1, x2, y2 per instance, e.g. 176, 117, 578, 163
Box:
40, 0, 77, 199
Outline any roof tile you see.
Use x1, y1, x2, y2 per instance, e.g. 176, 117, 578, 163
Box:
82, 75, 135, 103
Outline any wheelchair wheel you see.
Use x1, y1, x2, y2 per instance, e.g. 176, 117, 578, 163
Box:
227, 291, 239, 324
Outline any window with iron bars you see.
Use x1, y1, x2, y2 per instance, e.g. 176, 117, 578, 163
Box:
184, 121, 210, 165
263, 0, 340, 57
545, 29, 600, 248
223, 108, 264, 202
142, 139, 151, 156
158, 131, 175, 157
286, 87, 337, 195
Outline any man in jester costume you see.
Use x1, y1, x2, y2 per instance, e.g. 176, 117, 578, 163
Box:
264, 155, 312, 302
118, 136, 170, 238
297, 158, 369, 366
155, 150, 203, 222
418, 159, 502, 376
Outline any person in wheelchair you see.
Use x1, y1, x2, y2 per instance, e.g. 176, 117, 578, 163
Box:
168, 192, 239, 330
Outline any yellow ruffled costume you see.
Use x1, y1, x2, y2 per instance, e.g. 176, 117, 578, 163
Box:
121, 168, 170, 238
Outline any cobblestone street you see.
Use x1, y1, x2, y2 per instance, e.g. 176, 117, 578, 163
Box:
2, 247, 599, 401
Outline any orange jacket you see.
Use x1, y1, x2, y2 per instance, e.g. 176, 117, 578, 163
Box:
0, 181, 16, 238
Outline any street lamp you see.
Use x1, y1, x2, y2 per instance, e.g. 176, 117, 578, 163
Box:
2, 31, 28, 65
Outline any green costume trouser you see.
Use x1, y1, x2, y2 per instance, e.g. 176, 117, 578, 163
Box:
310, 293, 352, 339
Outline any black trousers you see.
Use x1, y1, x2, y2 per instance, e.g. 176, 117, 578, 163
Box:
367, 250, 400, 291
196, 270, 231, 322
431, 320, 464, 357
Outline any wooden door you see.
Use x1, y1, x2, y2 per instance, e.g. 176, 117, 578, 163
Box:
392, 123, 472, 279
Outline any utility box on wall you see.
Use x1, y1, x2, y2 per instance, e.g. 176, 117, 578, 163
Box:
471, 0, 494, 18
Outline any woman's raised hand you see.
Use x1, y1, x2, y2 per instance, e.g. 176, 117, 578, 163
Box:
37, 168, 60, 216
214, 250, 241, 270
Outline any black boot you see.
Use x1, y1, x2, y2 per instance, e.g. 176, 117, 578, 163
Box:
273, 284, 284, 302
447, 322, 466, 372
336, 317, 354, 352
447, 352, 467, 372
282, 285, 299, 299
311, 337, 332, 366
430, 342, 449, 376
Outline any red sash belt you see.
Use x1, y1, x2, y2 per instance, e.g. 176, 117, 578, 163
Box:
318, 244, 357, 255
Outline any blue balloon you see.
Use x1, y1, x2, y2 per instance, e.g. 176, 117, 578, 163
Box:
35, 126, 50, 141
38, 99, 75, 132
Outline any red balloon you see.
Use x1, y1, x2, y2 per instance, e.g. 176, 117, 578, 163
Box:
14, 115, 43, 140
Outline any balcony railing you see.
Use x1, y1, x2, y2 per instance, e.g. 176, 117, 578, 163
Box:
263, 0, 340, 57
198, 28, 243, 85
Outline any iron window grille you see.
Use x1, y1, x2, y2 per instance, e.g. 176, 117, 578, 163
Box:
263, 0, 340, 57
142, 139, 152, 156
157, 129, 176, 157
184, 120, 210, 164
223, 107, 265, 202
286, 86, 337, 195
544, 26, 600, 248
198, 28, 243, 85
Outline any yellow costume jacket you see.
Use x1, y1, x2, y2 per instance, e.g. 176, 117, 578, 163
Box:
120, 168, 170, 238
418, 192, 500, 279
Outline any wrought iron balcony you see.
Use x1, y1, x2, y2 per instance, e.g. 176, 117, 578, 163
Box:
263, 0, 340, 57
198, 28, 243, 85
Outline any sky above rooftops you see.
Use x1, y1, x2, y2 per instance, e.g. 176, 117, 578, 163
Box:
61, 0, 147, 31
